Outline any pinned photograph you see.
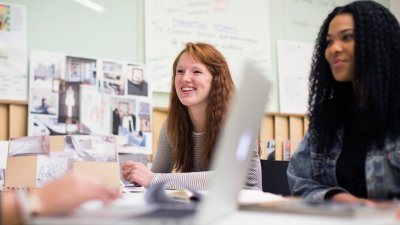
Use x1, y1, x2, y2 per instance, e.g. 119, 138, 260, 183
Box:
8, 135, 50, 157
29, 88, 58, 115
127, 64, 148, 97
27, 50, 153, 150
115, 100, 152, 154
0, 4, 10, 31
80, 85, 110, 135
65, 56, 97, 84
30, 50, 64, 89
64, 135, 118, 162
111, 97, 137, 135
138, 101, 151, 132
58, 81, 80, 124
29, 116, 51, 136
100, 60, 124, 95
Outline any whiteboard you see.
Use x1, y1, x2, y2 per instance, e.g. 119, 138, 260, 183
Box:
145, 0, 274, 109
0, 2, 27, 102
277, 40, 313, 114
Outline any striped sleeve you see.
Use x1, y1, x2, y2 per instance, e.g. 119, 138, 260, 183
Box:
151, 146, 262, 191
151, 121, 174, 173
149, 120, 262, 190
245, 143, 262, 190
151, 171, 211, 190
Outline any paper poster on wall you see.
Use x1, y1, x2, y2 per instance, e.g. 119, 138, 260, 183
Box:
28, 50, 153, 155
145, 0, 275, 110
283, 0, 352, 38
277, 40, 313, 114
0, 2, 27, 101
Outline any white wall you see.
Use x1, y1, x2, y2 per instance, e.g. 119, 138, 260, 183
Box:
1, 0, 393, 112
390, 0, 400, 21
1, 0, 145, 63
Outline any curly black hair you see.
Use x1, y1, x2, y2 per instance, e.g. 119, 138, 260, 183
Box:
308, 1, 400, 154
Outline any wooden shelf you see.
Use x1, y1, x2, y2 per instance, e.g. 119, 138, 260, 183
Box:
152, 108, 308, 160
0, 99, 28, 105
0, 101, 28, 140
0, 104, 308, 160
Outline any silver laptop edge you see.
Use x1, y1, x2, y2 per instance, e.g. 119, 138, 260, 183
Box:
195, 62, 270, 224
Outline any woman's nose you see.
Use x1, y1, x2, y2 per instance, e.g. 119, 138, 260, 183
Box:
181, 72, 192, 81
331, 40, 343, 54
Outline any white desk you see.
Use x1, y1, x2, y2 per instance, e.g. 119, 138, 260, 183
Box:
213, 211, 397, 225
32, 190, 399, 225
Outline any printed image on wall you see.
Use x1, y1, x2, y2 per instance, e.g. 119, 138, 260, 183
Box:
0, 4, 10, 31
8, 135, 50, 156
100, 60, 124, 95
28, 50, 152, 155
111, 97, 136, 135
127, 64, 149, 97
112, 97, 152, 154
64, 135, 117, 162
80, 85, 110, 135
0, 2, 28, 102
30, 88, 58, 116
66, 56, 97, 84
31, 50, 64, 84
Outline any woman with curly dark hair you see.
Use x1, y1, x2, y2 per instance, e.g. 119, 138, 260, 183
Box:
288, 1, 400, 204
122, 42, 262, 190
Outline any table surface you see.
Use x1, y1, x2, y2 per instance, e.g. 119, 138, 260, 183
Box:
31, 190, 399, 225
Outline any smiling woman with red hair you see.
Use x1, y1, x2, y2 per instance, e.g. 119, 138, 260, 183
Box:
122, 42, 262, 190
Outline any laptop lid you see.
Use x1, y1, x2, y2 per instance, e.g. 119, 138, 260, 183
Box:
194, 62, 270, 224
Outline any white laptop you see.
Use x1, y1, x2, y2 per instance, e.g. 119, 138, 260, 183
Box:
32, 62, 271, 225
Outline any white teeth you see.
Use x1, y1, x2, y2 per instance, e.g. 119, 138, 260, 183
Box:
182, 87, 194, 91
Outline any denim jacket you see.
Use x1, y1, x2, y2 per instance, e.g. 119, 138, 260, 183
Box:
287, 129, 400, 201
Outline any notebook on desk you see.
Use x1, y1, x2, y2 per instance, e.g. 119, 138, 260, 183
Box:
32, 62, 271, 225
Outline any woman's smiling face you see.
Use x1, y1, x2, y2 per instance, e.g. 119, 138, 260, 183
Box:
174, 52, 213, 110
